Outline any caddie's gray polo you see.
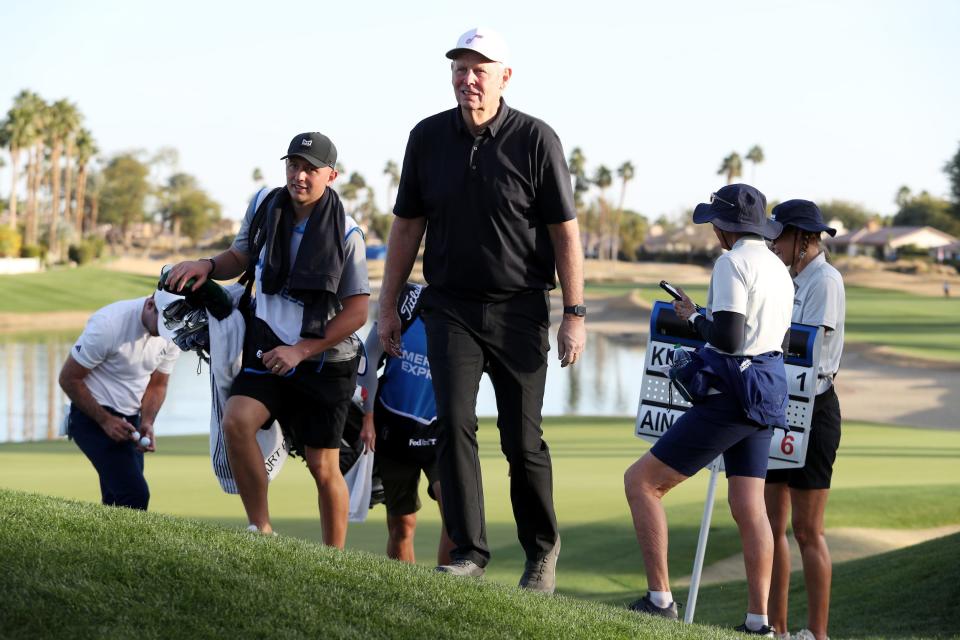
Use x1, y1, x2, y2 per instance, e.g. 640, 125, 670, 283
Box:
792, 253, 845, 394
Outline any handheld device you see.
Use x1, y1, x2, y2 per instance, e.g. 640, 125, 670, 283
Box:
660, 280, 703, 312
659, 280, 683, 301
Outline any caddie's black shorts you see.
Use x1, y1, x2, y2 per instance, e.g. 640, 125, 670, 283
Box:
766, 385, 841, 490
230, 355, 359, 450
377, 452, 439, 517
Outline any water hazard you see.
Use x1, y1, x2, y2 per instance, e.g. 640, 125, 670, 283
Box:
0, 330, 647, 443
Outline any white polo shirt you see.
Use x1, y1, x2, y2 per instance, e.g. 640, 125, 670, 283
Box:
705, 236, 794, 356
792, 253, 845, 394
71, 297, 181, 416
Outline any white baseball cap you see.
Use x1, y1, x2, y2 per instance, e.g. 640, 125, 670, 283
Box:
446, 27, 510, 66
153, 289, 185, 341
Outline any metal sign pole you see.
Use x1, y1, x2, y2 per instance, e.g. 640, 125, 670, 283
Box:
683, 456, 721, 624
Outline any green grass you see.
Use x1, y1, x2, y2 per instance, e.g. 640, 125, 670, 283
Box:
3, 269, 959, 362
687, 532, 960, 639
0, 267, 156, 313
0, 489, 738, 640
842, 286, 960, 363
1, 418, 958, 612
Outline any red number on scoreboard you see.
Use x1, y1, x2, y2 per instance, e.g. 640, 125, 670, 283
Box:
780, 433, 795, 455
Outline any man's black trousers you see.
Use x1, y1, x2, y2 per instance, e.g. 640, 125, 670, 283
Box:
421, 287, 558, 567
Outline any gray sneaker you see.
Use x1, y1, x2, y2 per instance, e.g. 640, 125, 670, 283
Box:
518, 537, 561, 594
628, 594, 679, 620
435, 558, 485, 578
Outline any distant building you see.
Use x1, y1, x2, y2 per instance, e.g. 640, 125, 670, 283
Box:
827, 225, 958, 261
641, 223, 721, 263
936, 240, 960, 263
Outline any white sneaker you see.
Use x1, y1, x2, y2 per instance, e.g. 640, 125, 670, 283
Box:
794, 630, 826, 640
245, 524, 278, 537
775, 632, 791, 640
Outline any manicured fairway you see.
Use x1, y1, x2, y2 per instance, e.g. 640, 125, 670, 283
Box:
2, 418, 957, 606
0, 267, 156, 313
2, 268, 958, 362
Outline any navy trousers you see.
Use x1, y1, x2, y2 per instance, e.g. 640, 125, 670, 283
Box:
68, 404, 148, 510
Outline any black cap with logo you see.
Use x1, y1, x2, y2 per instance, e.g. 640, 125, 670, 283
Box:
281, 132, 337, 169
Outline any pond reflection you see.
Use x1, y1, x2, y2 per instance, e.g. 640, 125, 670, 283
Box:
0, 331, 648, 443
0, 338, 72, 443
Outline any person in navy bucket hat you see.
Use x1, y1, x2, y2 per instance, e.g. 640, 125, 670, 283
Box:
693, 183, 782, 240
625, 183, 794, 635
770, 199, 837, 237
765, 198, 846, 640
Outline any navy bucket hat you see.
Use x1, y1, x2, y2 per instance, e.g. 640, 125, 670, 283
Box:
693, 184, 782, 240
770, 199, 837, 237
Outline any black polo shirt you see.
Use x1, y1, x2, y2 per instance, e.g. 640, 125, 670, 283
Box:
394, 100, 576, 301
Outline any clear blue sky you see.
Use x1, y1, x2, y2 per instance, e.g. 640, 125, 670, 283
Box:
2, 0, 958, 222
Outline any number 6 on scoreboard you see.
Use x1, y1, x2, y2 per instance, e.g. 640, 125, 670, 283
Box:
780, 433, 795, 456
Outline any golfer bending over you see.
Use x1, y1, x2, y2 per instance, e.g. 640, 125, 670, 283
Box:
625, 184, 793, 636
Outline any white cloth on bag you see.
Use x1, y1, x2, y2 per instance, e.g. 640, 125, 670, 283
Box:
207, 283, 289, 494
344, 450, 374, 522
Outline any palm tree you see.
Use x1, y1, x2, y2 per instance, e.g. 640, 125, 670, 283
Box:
746, 145, 764, 183
717, 152, 743, 185
383, 160, 400, 211
45, 99, 81, 258
340, 172, 367, 219
568, 147, 589, 209
1, 92, 44, 230
895, 185, 911, 208
72, 128, 97, 235
0, 116, 21, 229
62, 113, 85, 239
86, 168, 104, 234
593, 165, 613, 259
614, 161, 635, 260
25, 95, 48, 248
4, 92, 45, 243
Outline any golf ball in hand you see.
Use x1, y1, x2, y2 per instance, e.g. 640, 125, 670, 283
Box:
132, 430, 141, 441
140, 436, 152, 447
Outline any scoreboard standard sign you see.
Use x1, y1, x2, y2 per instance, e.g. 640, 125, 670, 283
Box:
635, 301, 823, 471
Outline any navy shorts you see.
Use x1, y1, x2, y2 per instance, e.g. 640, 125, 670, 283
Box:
766, 385, 841, 489
650, 392, 773, 478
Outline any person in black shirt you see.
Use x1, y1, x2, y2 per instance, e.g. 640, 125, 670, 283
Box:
379, 27, 586, 594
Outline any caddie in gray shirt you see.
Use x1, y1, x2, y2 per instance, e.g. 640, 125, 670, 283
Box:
765, 199, 846, 640
165, 132, 369, 547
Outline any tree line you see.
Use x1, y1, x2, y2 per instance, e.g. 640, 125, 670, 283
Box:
0, 90, 221, 262
5, 85, 957, 266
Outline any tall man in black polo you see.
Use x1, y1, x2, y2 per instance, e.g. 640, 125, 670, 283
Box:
379, 27, 586, 593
